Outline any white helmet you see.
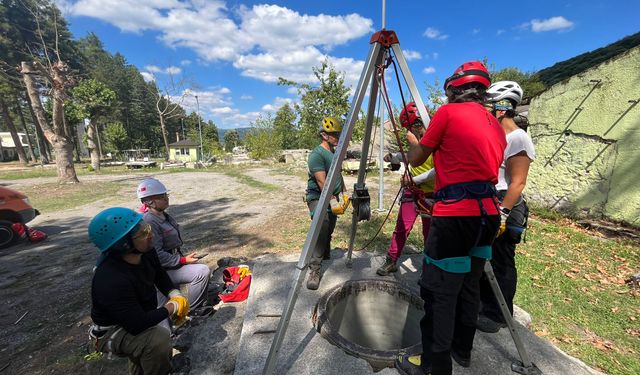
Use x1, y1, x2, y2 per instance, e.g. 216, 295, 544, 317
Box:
137, 178, 168, 199
487, 81, 524, 105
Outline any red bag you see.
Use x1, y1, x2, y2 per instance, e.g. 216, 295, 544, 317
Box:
219, 265, 252, 303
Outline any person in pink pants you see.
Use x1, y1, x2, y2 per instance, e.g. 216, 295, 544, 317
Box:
377, 102, 435, 276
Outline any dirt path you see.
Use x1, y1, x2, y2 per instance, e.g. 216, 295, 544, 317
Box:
0, 169, 304, 374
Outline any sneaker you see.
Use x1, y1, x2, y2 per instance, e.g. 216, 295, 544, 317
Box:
476, 314, 507, 333
306, 269, 321, 290
376, 256, 398, 276
450, 348, 470, 368
395, 353, 427, 375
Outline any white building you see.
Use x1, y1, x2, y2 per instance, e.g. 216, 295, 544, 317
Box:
0, 132, 31, 161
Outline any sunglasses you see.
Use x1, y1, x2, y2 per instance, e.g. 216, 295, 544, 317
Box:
132, 223, 152, 240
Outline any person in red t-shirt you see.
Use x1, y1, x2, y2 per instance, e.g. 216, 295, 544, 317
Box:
396, 61, 506, 375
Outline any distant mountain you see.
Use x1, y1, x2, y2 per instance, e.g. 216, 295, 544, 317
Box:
536, 32, 640, 87
218, 127, 251, 141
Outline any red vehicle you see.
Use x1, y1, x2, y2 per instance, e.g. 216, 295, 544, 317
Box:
0, 186, 41, 249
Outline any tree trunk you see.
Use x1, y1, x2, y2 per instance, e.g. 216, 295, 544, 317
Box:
159, 114, 170, 160
24, 91, 50, 164
95, 122, 103, 158
0, 97, 29, 165
86, 120, 100, 171
21, 61, 79, 183
14, 94, 38, 163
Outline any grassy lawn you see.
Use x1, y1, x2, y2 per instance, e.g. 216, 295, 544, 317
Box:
515, 211, 639, 375
22, 181, 123, 212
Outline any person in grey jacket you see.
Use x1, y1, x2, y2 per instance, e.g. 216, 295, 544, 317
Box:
137, 178, 211, 315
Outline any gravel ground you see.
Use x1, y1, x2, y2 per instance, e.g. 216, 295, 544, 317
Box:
0, 169, 302, 374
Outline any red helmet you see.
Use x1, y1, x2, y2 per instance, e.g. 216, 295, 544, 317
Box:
443, 61, 490, 90
399, 102, 428, 129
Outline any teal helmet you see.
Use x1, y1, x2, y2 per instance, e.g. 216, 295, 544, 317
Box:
89, 207, 143, 253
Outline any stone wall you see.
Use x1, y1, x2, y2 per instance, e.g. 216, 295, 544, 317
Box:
527, 46, 640, 225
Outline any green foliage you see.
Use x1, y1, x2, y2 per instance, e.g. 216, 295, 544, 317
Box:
273, 103, 298, 149
71, 78, 116, 119
489, 67, 546, 102
244, 115, 281, 160
278, 60, 350, 149
103, 122, 128, 154
186, 119, 221, 159
223, 129, 240, 152
536, 32, 640, 87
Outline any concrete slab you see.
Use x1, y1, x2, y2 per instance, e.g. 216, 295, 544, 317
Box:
234, 250, 603, 375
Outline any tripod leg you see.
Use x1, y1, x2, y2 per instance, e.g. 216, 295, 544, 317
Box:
484, 261, 541, 375
391, 44, 431, 126
263, 41, 383, 375
346, 61, 382, 268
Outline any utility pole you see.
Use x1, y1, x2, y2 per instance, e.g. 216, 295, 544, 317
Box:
181, 117, 186, 139
195, 95, 203, 161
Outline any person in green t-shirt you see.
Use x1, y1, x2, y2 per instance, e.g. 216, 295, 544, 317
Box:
305, 116, 347, 290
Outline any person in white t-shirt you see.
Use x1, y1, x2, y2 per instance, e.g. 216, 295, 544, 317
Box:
478, 81, 536, 333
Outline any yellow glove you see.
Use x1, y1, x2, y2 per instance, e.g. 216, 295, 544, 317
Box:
237, 265, 251, 279
496, 223, 506, 238
169, 295, 190, 326
330, 192, 351, 215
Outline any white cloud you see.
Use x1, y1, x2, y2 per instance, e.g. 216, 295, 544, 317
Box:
432, 52, 439, 60
497, 29, 505, 36
287, 87, 298, 95
66, 1, 373, 85
240, 95, 253, 100
180, 59, 191, 66
423, 66, 436, 74
403, 50, 422, 61
144, 65, 162, 73
211, 106, 234, 114
423, 27, 448, 40
261, 97, 294, 112
529, 16, 574, 32
165, 66, 182, 75
472, 28, 480, 35
140, 71, 155, 82
144, 64, 181, 75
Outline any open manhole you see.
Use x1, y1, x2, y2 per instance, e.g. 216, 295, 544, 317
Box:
313, 279, 423, 370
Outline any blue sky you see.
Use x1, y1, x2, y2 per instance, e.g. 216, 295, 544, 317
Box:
56, 0, 639, 129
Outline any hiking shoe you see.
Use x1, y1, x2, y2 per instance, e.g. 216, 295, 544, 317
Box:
376, 256, 398, 276
306, 269, 321, 290
450, 348, 470, 368
476, 314, 507, 333
395, 353, 427, 375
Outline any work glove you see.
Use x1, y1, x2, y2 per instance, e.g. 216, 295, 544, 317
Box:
237, 265, 251, 280
330, 192, 351, 215
496, 207, 510, 238
167, 291, 190, 326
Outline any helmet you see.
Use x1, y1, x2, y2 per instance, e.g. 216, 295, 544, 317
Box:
487, 81, 523, 105
399, 102, 429, 129
88, 207, 143, 252
320, 117, 342, 133
444, 61, 490, 90
137, 178, 168, 199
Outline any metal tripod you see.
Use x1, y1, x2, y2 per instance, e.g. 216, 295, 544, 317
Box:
263, 29, 540, 375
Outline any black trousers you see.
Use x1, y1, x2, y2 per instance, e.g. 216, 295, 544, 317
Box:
307, 200, 337, 270
479, 197, 528, 323
419, 215, 500, 375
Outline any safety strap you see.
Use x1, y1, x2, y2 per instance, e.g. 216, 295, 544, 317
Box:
424, 245, 492, 274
